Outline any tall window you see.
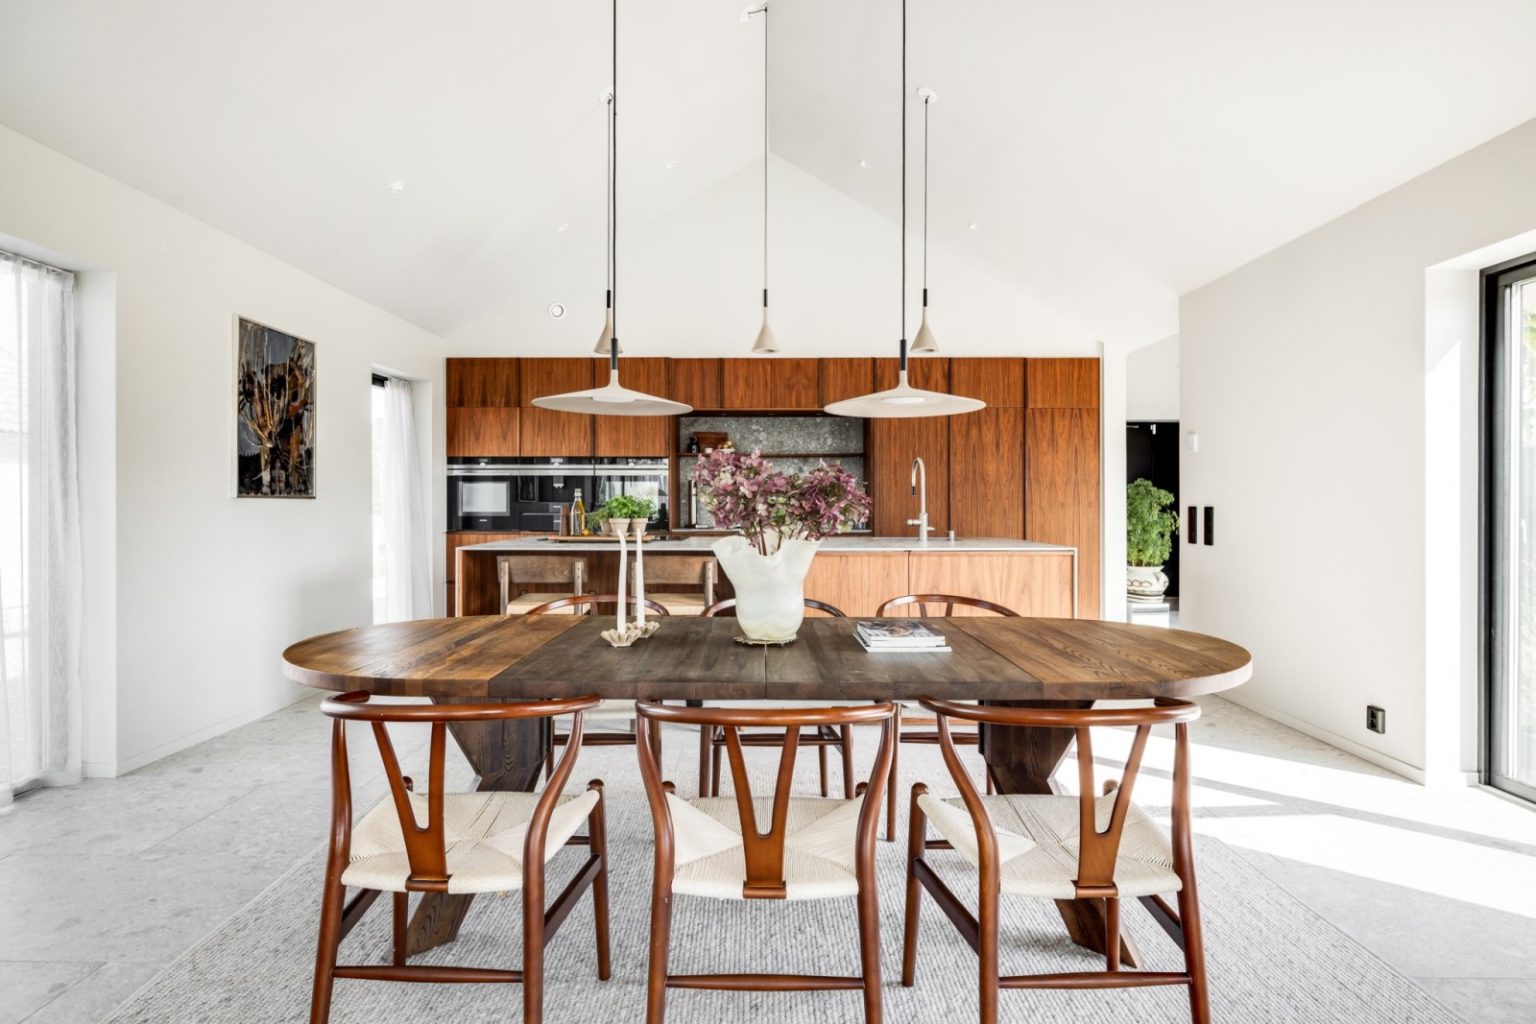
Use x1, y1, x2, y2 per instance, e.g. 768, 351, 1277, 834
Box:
1484, 253, 1536, 802
0, 251, 81, 810
370, 375, 388, 623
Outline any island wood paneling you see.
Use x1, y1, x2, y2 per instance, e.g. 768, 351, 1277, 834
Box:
722, 358, 821, 410
819, 358, 874, 406
1026, 358, 1100, 408
908, 551, 1076, 618
873, 356, 948, 393
593, 357, 673, 456
667, 358, 723, 410
444, 532, 520, 616
868, 416, 949, 537
446, 407, 520, 457
802, 551, 911, 618
447, 358, 518, 407
949, 358, 1025, 407
1025, 406, 1100, 617
517, 358, 594, 457
949, 407, 1025, 539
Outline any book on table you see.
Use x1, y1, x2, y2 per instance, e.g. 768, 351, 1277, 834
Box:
853, 619, 950, 653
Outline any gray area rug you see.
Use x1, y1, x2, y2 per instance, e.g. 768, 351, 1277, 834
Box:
104, 733, 1458, 1023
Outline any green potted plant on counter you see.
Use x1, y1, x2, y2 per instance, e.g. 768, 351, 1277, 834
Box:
598, 494, 657, 536
1126, 478, 1177, 603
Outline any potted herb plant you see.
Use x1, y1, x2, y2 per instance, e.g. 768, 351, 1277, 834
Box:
598, 494, 656, 536
691, 450, 871, 642
1126, 478, 1178, 603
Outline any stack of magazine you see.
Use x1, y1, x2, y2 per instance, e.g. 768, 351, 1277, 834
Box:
854, 619, 951, 653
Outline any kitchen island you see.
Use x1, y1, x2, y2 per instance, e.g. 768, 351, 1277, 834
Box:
455, 535, 1079, 619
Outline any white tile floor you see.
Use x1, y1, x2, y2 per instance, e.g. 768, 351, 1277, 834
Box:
1, 693, 1533, 1022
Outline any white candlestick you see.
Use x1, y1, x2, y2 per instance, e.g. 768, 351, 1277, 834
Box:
634, 521, 647, 627
615, 528, 628, 633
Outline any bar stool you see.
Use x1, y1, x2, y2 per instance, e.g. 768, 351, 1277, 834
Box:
635, 700, 897, 1024
308, 692, 610, 1024
637, 554, 717, 616
874, 594, 1019, 839
902, 698, 1209, 1024
498, 555, 587, 615
697, 597, 854, 799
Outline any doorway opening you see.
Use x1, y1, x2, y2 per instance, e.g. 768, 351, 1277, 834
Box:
1126, 420, 1179, 627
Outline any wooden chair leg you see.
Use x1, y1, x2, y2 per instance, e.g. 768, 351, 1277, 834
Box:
710, 740, 722, 796
1179, 878, 1210, 1024
391, 892, 408, 966
544, 740, 555, 783
857, 877, 884, 1024
818, 736, 830, 797
901, 783, 928, 987
1104, 897, 1121, 972
524, 863, 546, 1024
885, 708, 901, 842
697, 726, 713, 798
646, 877, 674, 1024
308, 865, 346, 1024
840, 724, 855, 799
589, 783, 613, 981
978, 869, 1000, 1024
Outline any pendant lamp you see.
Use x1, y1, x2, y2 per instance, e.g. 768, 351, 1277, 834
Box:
538, 0, 689, 417
825, 0, 982, 418
749, 3, 779, 354
592, 86, 618, 356
909, 87, 939, 354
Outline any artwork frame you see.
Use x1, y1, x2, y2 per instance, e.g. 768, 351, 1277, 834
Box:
234, 316, 317, 498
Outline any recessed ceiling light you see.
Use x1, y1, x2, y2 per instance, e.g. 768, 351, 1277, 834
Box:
858, 159, 872, 169
557, 222, 571, 233
548, 303, 566, 319
967, 222, 979, 231
665, 160, 679, 170
386, 180, 406, 194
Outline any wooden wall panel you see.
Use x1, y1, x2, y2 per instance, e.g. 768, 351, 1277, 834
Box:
518, 409, 594, 457
874, 357, 948, 393
593, 358, 673, 456
1025, 407, 1100, 617
802, 552, 911, 619
518, 358, 594, 403
722, 358, 821, 410
446, 407, 520, 457
668, 358, 723, 410
949, 358, 1024, 406
447, 358, 518, 407
1026, 358, 1100, 408
949, 407, 1025, 539
907, 552, 1074, 618
868, 417, 949, 537
820, 358, 874, 405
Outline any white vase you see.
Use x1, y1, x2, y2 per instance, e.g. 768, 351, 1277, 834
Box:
1126, 564, 1170, 603
712, 535, 820, 642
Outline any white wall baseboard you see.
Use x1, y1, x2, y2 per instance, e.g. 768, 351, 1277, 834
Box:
1220, 690, 1431, 785
84, 687, 314, 778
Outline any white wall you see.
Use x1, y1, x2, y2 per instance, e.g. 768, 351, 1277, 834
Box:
1180, 117, 1536, 782
1127, 335, 1179, 421
0, 124, 446, 776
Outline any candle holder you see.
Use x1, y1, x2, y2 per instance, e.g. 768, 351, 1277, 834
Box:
600, 623, 649, 648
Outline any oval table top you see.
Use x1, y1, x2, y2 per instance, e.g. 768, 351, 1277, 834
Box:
281, 615, 1252, 703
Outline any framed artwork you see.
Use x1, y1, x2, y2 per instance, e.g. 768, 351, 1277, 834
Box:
235, 317, 316, 497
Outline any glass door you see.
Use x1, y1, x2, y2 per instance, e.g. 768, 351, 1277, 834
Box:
1485, 256, 1536, 801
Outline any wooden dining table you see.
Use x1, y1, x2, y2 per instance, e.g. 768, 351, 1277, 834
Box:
282, 614, 1251, 965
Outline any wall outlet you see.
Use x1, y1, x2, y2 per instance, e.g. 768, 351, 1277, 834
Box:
1366, 705, 1386, 734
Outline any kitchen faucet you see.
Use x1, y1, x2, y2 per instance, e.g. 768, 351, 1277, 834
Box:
907, 457, 931, 546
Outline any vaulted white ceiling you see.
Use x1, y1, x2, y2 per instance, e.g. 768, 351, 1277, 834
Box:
3, 0, 1536, 349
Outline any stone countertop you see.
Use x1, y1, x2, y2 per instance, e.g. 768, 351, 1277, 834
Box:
457, 535, 1076, 555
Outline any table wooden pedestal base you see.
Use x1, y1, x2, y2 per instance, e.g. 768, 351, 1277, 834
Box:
983, 701, 1142, 968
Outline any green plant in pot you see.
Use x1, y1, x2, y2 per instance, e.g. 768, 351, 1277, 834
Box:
598, 494, 657, 535
1126, 478, 1177, 604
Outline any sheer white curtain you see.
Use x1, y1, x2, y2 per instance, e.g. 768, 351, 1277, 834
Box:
381, 378, 431, 621
0, 252, 81, 811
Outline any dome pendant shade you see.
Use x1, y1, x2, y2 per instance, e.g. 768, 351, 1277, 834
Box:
824, 364, 983, 419
592, 304, 619, 355
533, 351, 691, 416
751, 309, 780, 354
910, 304, 939, 354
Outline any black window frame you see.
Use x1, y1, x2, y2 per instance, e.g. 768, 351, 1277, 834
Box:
1480, 250, 1536, 804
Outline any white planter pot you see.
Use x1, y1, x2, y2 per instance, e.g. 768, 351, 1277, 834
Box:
712, 535, 820, 642
606, 518, 634, 537
1126, 564, 1170, 603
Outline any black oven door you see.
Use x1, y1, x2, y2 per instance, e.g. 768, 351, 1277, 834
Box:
448, 474, 517, 531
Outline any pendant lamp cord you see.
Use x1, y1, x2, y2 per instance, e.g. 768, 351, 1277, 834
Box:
609, 0, 619, 366
899, 0, 908, 370
762, 3, 769, 313
922, 90, 929, 309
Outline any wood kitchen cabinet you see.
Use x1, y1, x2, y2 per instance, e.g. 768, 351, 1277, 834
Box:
667, 358, 723, 410
1026, 357, 1100, 408
593, 357, 673, 456
446, 407, 520, 457
820, 358, 874, 405
721, 358, 821, 410
873, 356, 948, 393
949, 407, 1025, 538
1026, 406, 1100, 617
867, 416, 949, 537
803, 551, 910, 618
446, 358, 518, 407
517, 358, 594, 457
949, 358, 1024, 406
908, 551, 1075, 618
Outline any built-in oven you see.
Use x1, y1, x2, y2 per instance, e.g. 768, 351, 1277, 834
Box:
448, 457, 669, 532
